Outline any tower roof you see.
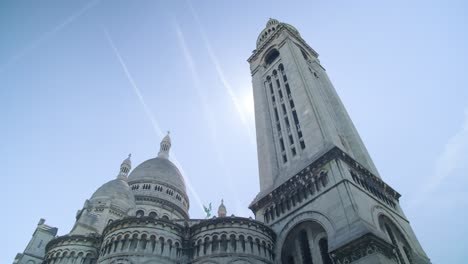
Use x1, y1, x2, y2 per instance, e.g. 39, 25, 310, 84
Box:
256, 18, 300, 48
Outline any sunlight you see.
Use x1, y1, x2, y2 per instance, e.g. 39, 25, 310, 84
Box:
241, 89, 255, 121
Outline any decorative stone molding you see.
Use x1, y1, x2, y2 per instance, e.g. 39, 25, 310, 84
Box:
190, 217, 275, 263
248, 23, 318, 64
329, 233, 398, 264
44, 234, 100, 264
250, 146, 400, 213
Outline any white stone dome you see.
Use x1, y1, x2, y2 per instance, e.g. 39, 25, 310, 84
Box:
128, 157, 187, 194
90, 178, 136, 211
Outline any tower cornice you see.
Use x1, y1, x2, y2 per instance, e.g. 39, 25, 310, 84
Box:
249, 145, 401, 212
248, 23, 318, 64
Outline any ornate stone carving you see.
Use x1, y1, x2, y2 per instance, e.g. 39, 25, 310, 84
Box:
330, 233, 398, 264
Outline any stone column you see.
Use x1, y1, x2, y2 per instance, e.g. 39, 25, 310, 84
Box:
294, 238, 304, 264
307, 229, 315, 262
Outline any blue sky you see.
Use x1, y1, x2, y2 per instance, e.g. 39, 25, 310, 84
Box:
1, 0, 467, 263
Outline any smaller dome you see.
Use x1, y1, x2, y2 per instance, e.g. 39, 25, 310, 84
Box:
90, 179, 136, 211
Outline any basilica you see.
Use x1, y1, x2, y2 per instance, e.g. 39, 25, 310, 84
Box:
14, 19, 431, 264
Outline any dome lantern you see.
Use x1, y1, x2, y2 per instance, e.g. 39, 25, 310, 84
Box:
158, 131, 171, 159
218, 199, 227, 217
117, 154, 132, 180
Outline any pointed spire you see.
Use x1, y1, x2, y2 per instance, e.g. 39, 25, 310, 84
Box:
117, 154, 132, 180
158, 131, 171, 159
218, 199, 227, 217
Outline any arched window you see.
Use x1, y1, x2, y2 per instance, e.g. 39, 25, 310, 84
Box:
136, 210, 144, 218
159, 237, 165, 255
203, 237, 209, 255
230, 234, 237, 252
281, 221, 328, 264
299, 230, 312, 263
403, 246, 414, 264
239, 235, 246, 252
162, 215, 170, 220
212, 235, 219, 252
319, 238, 332, 264
221, 234, 228, 252
265, 49, 280, 66
149, 212, 157, 218
385, 223, 406, 264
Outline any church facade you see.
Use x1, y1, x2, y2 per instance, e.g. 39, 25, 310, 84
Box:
14, 19, 430, 264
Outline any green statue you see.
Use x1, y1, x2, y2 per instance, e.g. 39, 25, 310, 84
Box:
203, 203, 212, 219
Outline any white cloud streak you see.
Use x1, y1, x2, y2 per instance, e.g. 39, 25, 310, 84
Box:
103, 29, 163, 138
0, 0, 101, 73
186, 1, 255, 146
174, 20, 248, 216
103, 29, 205, 214
409, 108, 468, 208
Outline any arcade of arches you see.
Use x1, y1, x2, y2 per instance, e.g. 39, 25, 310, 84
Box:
281, 221, 332, 264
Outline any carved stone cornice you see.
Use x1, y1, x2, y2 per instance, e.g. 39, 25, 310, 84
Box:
330, 233, 398, 264
129, 179, 190, 205
45, 234, 101, 252
102, 216, 184, 237
249, 146, 400, 212
133, 195, 189, 219
189, 216, 276, 240
248, 24, 318, 63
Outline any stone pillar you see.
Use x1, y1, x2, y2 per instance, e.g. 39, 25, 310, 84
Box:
294, 238, 304, 264
307, 229, 315, 262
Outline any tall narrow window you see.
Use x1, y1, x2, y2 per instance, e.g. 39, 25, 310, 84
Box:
274, 108, 279, 121
319, 238, 332, 264
385, 224, 406, 264
280, 139, 285, 152
300, 231, 313, 264
285, 83, 291, 94
403, 246, 414, 264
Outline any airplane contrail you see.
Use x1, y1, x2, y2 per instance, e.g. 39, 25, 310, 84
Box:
0, 0, 101, 74
103, 28, 205, 214
174, 20, 247, 216
186, 1, 256, 146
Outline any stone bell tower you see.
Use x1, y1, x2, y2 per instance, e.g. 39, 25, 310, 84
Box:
248, 19, 430, 264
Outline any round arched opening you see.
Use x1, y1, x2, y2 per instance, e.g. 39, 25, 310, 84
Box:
379, 215, 414, 264
281, 221, 332, 264
265, 49, 280, 66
